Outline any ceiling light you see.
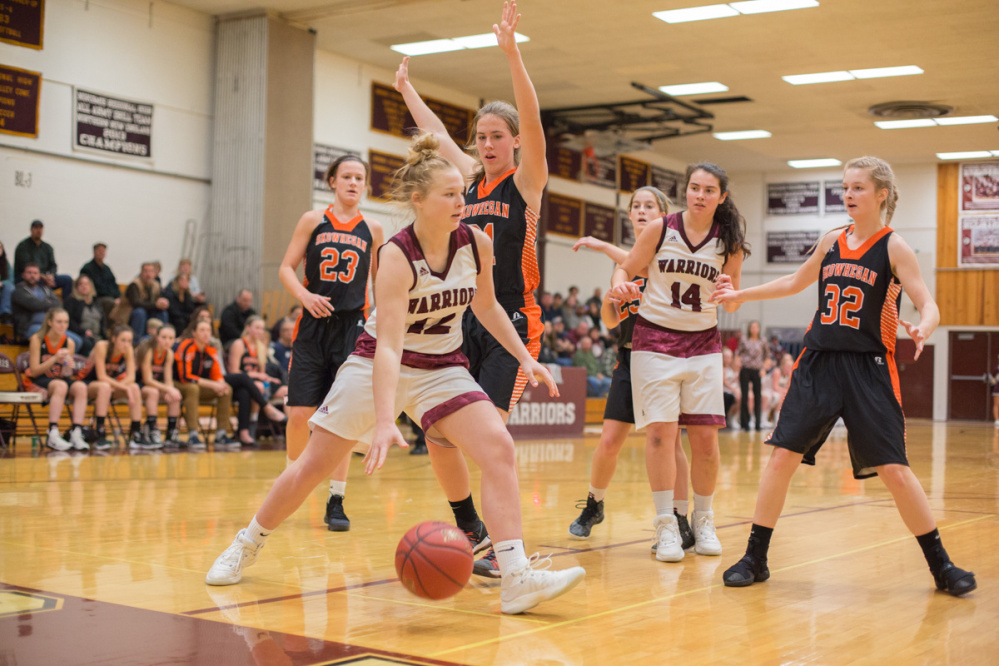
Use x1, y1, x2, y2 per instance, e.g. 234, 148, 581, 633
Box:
783, 71, 853, 85
936, 151, 995, 160
392, 32, 529, 56
875, 119, 937, 129
714, 130, 772, 140
850, 65, 923, 79
788, 158, 841, 168
653, 4, 739, 23
729, 0, 819, 14
452, 32, 530, 49
935, 115, 998, 126
660, 82, 729, 96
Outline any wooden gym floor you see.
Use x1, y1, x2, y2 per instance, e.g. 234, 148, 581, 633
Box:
0, 421, 996, 665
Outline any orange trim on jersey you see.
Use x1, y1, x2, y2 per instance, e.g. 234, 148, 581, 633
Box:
880, 280, 902, 353
836, 224, 892, 260
44, 334, 67, 357
886, 352, 903, 406
521, 204, 541, 297
291, 313, 302, 342
325, 207, 364, 232
508, 337, 543, 412
521, 303, 544, 341
476, 168, 517, 199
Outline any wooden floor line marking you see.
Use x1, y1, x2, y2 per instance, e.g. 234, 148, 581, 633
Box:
340, 591, 550, 624
184, 578, 398, 615
429, 513, 995, 658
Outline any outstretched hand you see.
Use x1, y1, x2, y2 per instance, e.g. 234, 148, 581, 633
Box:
572, 236, 604, 253
493, 1, 521, 54
711, 273, 742, 306
900, 319, 926, 360
521, 357, 559, 397
607, 281, 640, 303
394, 56, 410, 92
366, 422, 409, 475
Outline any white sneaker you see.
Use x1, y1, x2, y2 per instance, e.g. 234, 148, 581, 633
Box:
206, 529, 263, 586
692, 510, 722, 556
69, 427, 90, 451
654, 514, 684, 562
46, 427, 72, 451
499, 554, 585, 615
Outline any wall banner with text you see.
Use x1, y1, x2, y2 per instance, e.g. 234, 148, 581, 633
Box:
958, 215, 999, 268
767, 181, 820, 215
0, 0, 44, 49
313, 144, 360, 192
0, 64, 40, 137
74, 88, 153, 159
960, 162, 999, 212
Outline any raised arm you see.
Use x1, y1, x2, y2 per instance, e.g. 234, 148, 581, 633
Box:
608, 218, 663, 302
573, 236, 629, 265
278, 210, 334, 319
394, 58, 478, 179
889, 232, 939, 361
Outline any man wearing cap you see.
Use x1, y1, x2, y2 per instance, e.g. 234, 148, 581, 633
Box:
80, 242, 120, 316
13, 220, 73, 303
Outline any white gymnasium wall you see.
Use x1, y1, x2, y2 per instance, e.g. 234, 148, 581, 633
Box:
0, 0, 214, 282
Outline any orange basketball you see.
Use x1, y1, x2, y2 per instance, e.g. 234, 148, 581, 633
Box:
395, 521, 474, 600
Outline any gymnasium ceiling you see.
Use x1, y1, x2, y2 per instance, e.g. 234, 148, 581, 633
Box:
169, 0, 999, 172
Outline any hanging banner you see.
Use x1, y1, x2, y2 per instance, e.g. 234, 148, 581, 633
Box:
0, 0, 44, 49
619, 156, 650, 193
767, 181, 820, 215
74, 88, 153, 159
368, 150, 406, 201
0, 64, 40, 137
618, 210, 636, 248
651, 165, 683, 201
767, 231, 821, 264
958, 215, 999, 267
583, 202, 616, 243
544, 193, 583, 237
960, 162, 999, 212
823, 181, 846, 214
370, 82, 474, 145
547, 145, 581, 181
313, 144, 360, 192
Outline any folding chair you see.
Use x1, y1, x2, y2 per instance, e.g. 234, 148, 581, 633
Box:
0, 352, 44, 449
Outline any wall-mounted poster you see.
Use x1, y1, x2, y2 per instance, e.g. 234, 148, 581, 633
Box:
767, 231, 821, 264
618, 156, 650, 193
547, 145, 581, 181
823, 181, 846, 214
368, 150, 406, 201
371, 82, 474, 145
74, 88, 153, 159
313, 144, 360, 192
961, 162, 999, 212
0, 0, 44, 49
767, 182, 820, 215
583, 202, 616, 243
958, 215, 999, 267
582, 152, 616, 189
651, 165, 682, 200
0, 65, 40, 137
618, 209, 636, 248
544, 193, 583, 237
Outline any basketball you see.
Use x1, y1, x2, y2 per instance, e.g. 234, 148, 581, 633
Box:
395, 521, 474, 600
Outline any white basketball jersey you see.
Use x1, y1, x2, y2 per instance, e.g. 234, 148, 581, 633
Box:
638, 212, 725, 332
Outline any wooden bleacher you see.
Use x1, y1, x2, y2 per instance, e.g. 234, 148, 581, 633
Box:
585, 397, 606, 425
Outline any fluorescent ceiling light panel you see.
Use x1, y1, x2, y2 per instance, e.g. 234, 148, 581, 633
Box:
875, 119, 937, 129
452, 32, 529, 49
392, 33, 529, 56
653, 4, 739, 23
934, 115, 998, 126
788, 158, 841, 168
714, 130, 772, 140
850, 65, 923, 79
783, 71, 853, 85
729, 0, 819, 14
660, 81, 729, 96
936, 151, 995, 160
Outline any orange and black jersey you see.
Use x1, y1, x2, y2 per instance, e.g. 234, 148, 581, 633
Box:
804, 226, 901, 355
238, 336, 261, 374
148, 348, 169, 383
175, 338, 224, 383
84, 348, 128, 382
615, 276, 647, 348
299, 208, 373, 339
460, 169, 540, 311
27, 335, 69, 387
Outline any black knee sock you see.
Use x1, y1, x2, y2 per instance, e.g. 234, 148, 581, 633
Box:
146, 415, 157, 428
916, 528, 949, 575
747, 524, 773, 561
94, 416, 105, 431
449, 495, 480, 531
167, 417, 177, 431
130, 421, 141, 435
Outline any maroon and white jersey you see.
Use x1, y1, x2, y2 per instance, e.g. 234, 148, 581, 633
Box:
638, 212, 725, 333
354, 223, 481, 369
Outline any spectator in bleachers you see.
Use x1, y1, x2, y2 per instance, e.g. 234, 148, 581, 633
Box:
769, 353, 793, 423
586, 287, 602, 310
112, 262, 169, 338
722, 348, 740, 429
13, 221, 73, 302
137, 324, 182, 446
180, 305, 223, 352
226, 315, 288, 444
175, 319, 237, 448
65, 274, 106, 357
539, 320, 558, 364
142, 318, 164, 346
163, 273, 196, 333
768, 335, 784, 364
567, 319, 590, 346
168, 258, 207, 304
25, 307, 112, 451
574, 335, 611, 397
552, 317, 575, 367
600, 340, 618, 379
551, 292, 564, 319
737, 320, 770, 431
561, 293, 582, 329
269, 304, 301, 342
219, 289, 256, 346
587, 326, 605, 357
539, 291, 557, 322
79, 242, 119, 316
13, 263, 82, 348
0, 240, 12, 322
86, 325, 158, 449
269, 317, 294, 375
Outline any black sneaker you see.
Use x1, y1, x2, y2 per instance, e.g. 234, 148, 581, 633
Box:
723, 554, 770, 587
165, 428, 182, 447
934, 562, 977, 597
187, 433, 206, 450
92, 430, 113, 451
568, 495, 604, 538
324, 494, 350, 532
462, 520, 491, 555
676, 511, 695, 550
128, 430, 148, 450
214, 434, 240, 448
472, 548, 501, 578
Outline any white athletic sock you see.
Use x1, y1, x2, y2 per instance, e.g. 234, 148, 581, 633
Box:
493, 539, 528, 575
652, 490, 674, 518
246, 516, 273, 546
693, 493, 713, 514
589, 485, 606, 502
673, 499, 689, 516
329, 480, 346, 497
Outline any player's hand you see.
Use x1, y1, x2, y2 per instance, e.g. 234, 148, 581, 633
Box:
55, 348, 72, 363
366, 422, 409, 474
711, 284, 743, 306
394, 57, 410, 92
521, 357, 559, 397
302, 292, 334, 318
493, 1, 521, 55
714, 273, 734, 291
900, 319, 926, 360
607, 281, 640, 303
572, 236, 604, 253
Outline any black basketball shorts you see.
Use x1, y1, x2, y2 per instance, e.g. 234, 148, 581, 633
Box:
603, 347, 635, 424
287, 310, 365, 408
461, 307, 539, 413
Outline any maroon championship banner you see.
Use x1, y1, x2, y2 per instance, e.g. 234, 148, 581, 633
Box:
313, 143, 360, 192
0, 0, 44, 49
506, 365, 586, 438
0, 64, 40, 137
74, 88, 153, 158
961, 162, 999, 212
618, 209, 636, 248
651, 165, 682, 200
544, 192, 583, 237
618, 155, 650, 193
823, 181, 846, 214
371, 82, 474, 144
587, 153, 617, 189
583, 202, 616, 243
767, 231, 820, 264
547, 144, 581, 181
767, 181, 820, 215
368, 149, 406, 201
